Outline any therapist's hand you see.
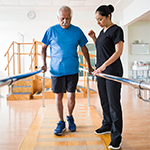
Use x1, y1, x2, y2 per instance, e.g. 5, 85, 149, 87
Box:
88, 30, 96, 39
92, 64, 106, 76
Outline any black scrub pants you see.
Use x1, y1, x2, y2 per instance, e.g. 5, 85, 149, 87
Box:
97, 76, 123, 143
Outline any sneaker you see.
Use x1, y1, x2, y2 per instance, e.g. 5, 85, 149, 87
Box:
67, 115, 76, 132
108, 141, 122, 149
54, 121, 66, 136
94, 125, 111, 135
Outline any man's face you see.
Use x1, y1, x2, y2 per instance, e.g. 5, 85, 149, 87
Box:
58, 10, 71, 29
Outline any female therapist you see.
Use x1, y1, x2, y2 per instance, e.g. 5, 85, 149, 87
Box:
88, 4, 124, 150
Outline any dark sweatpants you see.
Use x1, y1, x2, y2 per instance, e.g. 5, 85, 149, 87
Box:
97, 76, 123, 143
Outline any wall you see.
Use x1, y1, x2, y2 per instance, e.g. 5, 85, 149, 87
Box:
128, 21, 150, 77
121, 26, 129, 78
123, 0, 150, 26
121, 0, 150, 78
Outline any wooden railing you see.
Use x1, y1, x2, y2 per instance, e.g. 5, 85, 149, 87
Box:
4, 40, 96, 77
4, 39, 38, 75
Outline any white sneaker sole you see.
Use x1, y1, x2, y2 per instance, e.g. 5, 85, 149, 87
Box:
108, 142, 122, 149
54, 128, 66, 136
94, 130, 111, 135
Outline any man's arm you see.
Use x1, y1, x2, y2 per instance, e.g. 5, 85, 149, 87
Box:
81, 45, 94, 74
41, 44, 48, 72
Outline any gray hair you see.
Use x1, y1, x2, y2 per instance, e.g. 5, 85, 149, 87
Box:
57, 5, 73, 18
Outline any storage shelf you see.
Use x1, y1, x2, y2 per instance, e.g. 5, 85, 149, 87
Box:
132, 43, 149, 54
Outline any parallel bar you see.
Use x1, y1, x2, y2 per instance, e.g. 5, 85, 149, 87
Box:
79, 67, 150, 91
0, 70, 43, 88
79, 67, 90, 106
96, 73, 150, 91
42, 72, 45, 107
87, 73, 90, 106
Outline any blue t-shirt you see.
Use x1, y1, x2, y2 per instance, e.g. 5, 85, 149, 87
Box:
42, 24, 88, 77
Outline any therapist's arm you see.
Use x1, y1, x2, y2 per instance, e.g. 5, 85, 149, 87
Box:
93, 41, 123, 75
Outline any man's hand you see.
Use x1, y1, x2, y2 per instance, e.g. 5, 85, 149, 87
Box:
88, 66, 94, 75
41, 64, 47, 73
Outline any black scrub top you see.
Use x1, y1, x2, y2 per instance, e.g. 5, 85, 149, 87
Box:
95, 24, 124, 77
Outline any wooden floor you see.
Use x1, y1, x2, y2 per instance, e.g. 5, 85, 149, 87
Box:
0, 81, 150, 150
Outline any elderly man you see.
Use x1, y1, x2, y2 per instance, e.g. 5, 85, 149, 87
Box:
41, 5, 93, 136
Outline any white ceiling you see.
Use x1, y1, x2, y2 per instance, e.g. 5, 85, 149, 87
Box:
0, 0, 150, 22
0, 0, 134, 9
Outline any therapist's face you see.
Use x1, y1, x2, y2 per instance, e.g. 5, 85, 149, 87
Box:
95, 11, 110, 28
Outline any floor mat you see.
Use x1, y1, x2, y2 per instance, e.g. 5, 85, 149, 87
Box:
18, 103, 110, 150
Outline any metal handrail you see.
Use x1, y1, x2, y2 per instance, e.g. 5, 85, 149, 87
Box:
0, 70, 43, 88
79, 67, 90, 106
96, 73, 150, 102
96, 73, 150, 91
0, 70, 44, 99
79, 68, 150, 102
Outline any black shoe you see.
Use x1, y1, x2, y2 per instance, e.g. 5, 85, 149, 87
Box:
108, 141, 122, 149
94, 126, 111, 135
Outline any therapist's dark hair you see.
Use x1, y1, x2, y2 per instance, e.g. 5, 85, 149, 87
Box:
95, 4, 114, 20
